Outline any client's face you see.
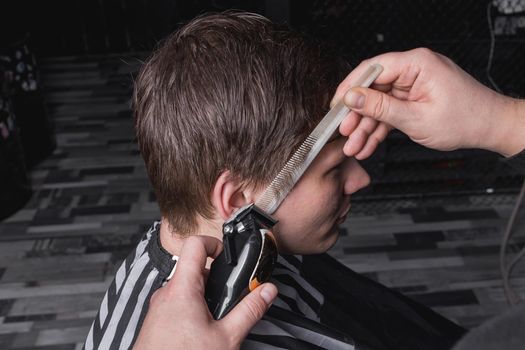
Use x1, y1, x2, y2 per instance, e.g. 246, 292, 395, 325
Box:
268, 137, 370, 254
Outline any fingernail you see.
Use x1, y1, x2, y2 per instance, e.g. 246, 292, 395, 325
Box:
345, 91, 365, 109
260, 284, 278, 305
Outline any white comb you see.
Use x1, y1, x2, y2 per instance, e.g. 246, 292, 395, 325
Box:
255, 64, 383, 214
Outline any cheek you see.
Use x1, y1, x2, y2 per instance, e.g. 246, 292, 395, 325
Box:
300, 180, 340, 224
268, 171, 346, 253
271, 200, 328, 253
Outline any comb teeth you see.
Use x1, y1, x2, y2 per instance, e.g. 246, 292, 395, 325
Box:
256, 136, 317, 213
255, 63, 384, 215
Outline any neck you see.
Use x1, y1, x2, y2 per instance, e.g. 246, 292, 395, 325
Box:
159, 216, 223, 257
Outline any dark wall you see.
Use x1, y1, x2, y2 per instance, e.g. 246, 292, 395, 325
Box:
293, 0, 525, 98
1, 0, 524, 97
1, 0, 268, 55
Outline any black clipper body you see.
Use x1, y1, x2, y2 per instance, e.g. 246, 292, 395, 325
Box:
205, 203, 278, 320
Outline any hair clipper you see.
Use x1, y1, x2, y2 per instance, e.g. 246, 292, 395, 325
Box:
205, 203, 278, 320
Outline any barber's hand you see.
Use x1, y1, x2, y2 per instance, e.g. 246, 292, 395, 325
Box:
332, 48, 525, 158
134, 236, 278, 350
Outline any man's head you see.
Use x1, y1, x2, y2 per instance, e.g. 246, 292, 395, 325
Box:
134, 11, 370, 253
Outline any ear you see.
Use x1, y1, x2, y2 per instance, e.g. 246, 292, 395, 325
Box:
211, 171, 258, 220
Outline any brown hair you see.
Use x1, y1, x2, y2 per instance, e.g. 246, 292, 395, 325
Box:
134, 11, 350, 235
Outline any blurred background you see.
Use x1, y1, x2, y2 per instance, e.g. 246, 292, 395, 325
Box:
0, 0, 524, 348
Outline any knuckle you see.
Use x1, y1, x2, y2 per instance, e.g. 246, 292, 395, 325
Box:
360, 57, 371, 67
372, 93, 390, 121
375, 133, 386, 143
369, 134, 381, 145
414, 47, 444, 67
244, 297, 266, 321
360, 125, 372, 136
414, 47, 433, 58
377, 124, 390, 140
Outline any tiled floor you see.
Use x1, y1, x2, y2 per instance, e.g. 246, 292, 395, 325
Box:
0, 54, 524, 349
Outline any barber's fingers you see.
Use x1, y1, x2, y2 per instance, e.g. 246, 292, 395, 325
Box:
344, 87, 414, 130
331, 48, 426, 108
342, 113, 392, 158
339, 110, 361, 137
354, 123, 392, 160
342, 116, 378, 156
220, 283, 278, 344
173, 235, 223, 292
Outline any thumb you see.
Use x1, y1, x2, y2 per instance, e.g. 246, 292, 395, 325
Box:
344, 87, 412, 127
221, 283, 278, 342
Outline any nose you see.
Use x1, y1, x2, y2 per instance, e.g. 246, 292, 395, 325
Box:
342, 158, 370, 195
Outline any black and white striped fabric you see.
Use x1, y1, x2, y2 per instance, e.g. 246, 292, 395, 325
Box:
84, 222, 466, 350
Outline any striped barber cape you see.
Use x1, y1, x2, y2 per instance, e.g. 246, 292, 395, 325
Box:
84, 222, 466, 350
